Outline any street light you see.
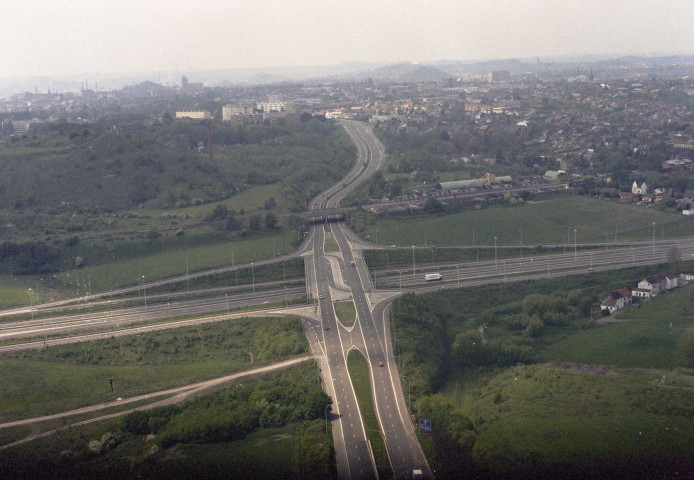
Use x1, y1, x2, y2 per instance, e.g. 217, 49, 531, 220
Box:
141, 275, 146, 307
251, 263, 255, 293
519, 227, 523, 260
412, 246, 416, 279
574, 229, 577, 263
225, 294, 230, 317
494, 237, 498, 269
27, 288, 33, 320
652, 222, 656, 254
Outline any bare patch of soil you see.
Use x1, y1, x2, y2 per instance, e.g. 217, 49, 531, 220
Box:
544, 362, 618, 376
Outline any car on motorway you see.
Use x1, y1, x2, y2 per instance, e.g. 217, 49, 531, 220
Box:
319, 294, 324, 299
324, 326, 330, 330
378, 361, 384, 367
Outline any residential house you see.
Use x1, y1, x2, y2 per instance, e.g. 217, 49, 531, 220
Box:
662, 271, 678, 290
600, 288, 633, 313
633, 274, 666, 298
633, 273, 675, 299
682, 190, 694, 205
632, 181, 648, 195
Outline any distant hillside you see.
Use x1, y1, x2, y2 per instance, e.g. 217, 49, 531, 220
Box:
347, 62, 448, 83
244, 72, 291, 85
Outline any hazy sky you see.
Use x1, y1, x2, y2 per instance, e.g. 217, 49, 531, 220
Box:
3, 0, 693, 77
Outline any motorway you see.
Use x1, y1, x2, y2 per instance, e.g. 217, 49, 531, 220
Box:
372, 239, 694, 290
0, 285, 305, 343
303, 121, 432, 479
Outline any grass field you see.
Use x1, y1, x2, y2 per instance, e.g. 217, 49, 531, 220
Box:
55, 231, 291, 294
361, 194, 691, 246
334, 301, 356, 328
539, 284, 694, 369
140, 184, 282, 218
0, 316, 307, 421
443, 364, 694, 476
347, 349, 392, 479
0, 276, 35, 308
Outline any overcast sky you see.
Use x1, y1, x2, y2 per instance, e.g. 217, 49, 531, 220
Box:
3, 0, 693, 77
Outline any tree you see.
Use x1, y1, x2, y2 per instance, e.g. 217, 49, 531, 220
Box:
424, 197, 444, 214
675, 330, 694, 368
249, 214, 261, 231
668, 245, 683, 273
264, 212, 278, 229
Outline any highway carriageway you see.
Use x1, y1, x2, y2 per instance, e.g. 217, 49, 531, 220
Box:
370, 239, 694, 290
0, 286, 306, 343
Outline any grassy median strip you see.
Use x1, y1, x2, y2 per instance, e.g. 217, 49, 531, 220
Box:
334, 300, 356, 328
324, 236, 340, 253
347, 349, 393, 479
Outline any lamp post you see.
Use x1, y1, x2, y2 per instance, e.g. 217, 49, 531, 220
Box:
494, 236, 498, 269
652, 222, 656, 254
141, 275, 146, 307
28, 288, 33, 320
457, 265, 460, 287
519, 227, 523, 260
251, 263, 255, 293
412, 246, 416, 279
574, 229, 577, 263
225, 294, 230, 317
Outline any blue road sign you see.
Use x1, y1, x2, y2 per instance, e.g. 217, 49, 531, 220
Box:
419, 419, 432, 433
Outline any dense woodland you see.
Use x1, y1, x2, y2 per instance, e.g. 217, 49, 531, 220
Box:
0, 116, 354, 212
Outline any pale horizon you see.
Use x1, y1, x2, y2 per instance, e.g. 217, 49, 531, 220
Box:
2, 0, 694, 79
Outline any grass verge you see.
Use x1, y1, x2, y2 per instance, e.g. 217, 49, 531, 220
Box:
324, 235, 340, 253
334, 301, 356, 328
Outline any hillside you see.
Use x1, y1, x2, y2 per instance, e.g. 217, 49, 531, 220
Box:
0, 117, 355, 213
0, 125, 228, 211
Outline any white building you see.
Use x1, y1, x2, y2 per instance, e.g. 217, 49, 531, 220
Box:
632, 181, 648, 195
175, 111, 211, 120
257, 101, 286, 113
222, 104, 254, 121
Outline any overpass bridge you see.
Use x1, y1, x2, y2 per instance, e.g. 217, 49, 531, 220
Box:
282, 205, 358, 223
